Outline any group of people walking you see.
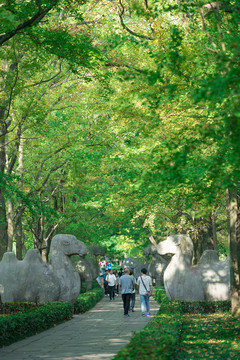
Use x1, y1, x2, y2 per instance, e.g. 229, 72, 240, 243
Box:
102, 266, 155, 318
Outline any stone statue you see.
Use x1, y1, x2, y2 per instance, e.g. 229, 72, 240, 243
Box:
156, 234, 230, 301
144, 244, 169, 286
76, 244, 105, 291
0, 234, 88, 303
122, 257, 149, 278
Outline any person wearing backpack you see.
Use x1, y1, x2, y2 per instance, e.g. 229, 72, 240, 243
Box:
137, 268, 155, 317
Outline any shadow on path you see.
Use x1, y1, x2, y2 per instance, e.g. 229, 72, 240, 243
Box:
0, 294, 160, 360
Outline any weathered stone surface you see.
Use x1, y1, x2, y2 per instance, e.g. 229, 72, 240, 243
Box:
0, 234, 88, 303
122, 258, 149, 278
144, 245, 169, 286
50, 234, 88, 302
157, 234, 230, 301
76, 245, 105, 291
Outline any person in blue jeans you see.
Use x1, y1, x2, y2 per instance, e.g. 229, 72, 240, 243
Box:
137, 268, 155, 317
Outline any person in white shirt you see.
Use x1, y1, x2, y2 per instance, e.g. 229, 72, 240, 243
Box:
106, 269, 117, 301
137, 268, 155, 316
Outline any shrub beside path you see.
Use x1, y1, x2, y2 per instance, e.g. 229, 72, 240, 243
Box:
0, 295, 159, 360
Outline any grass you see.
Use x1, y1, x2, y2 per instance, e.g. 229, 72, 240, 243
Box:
177, 312, 240, 359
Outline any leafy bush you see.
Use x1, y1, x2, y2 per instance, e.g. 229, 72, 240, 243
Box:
180, 300, 231, 314
74, 285, 104, 314
0, 302, 39, 314
0, 302, 73, 347
80, 279, 101, 294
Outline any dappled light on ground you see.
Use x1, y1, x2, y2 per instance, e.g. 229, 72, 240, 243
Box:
178, 313, 240, 359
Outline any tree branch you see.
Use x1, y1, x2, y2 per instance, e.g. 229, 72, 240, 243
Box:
25, 62, 63, 88
0, 1, 58, 46
118, 0, 153, 40
35, 144, 71, 182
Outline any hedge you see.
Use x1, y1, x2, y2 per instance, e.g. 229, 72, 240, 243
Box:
73, 285, 104, 314
0, 283, 104, 348
0, 302, 38, 314
0, 302, 73, 347
180, 300, 231, 313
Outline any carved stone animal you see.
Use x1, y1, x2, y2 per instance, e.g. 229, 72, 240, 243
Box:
144, 245, 169, 286
76, 245, 105, 291
0, 234, 88, 303
123, 257, 149, 278
157, 234, 230, 301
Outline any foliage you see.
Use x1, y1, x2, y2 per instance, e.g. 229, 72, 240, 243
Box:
73, 283, 104, 314
80, 279, 100, 294
0, 301, 38, 315
0, 0, 240, 264
178, 312, 240, 359
180, 300, 231, 314
0, 302, 73, 347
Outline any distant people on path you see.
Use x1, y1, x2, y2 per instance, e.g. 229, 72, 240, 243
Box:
107, 262, 112, 270
101, 261, 104, 274
129, 271, 136, 312
137, 268, 155, 317
118, 268, 123, 277
106, 269, 117, 301
115, 272, 120, 296
119, 268, 135, 317
103, 269, 109, 296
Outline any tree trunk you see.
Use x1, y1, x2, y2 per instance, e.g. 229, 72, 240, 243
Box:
192, 234, 203, 264
7, 198, 14, 251
15, 134, 24, 259
0, 189, 8, 259
0, 117, 8, 259
192, 216, 217, 264
226, 188, 240, 316
210, 211, 218, 253
5, 133, 14, 251
15, 209, 23, 260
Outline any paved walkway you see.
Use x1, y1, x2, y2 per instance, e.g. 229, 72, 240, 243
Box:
0, 294, 159, 360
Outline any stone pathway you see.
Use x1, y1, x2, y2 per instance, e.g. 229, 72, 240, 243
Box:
0, 294, 159, 360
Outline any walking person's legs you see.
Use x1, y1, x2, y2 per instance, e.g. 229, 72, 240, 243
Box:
131, 293, 136, 311
145, 296, 150, 315
140, 295, 147, 315
109, 286, 114, 300
122, 294, 127, 314
122, 293, 131, 316
104, 283, 108, 295
124, 293, 131, 316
